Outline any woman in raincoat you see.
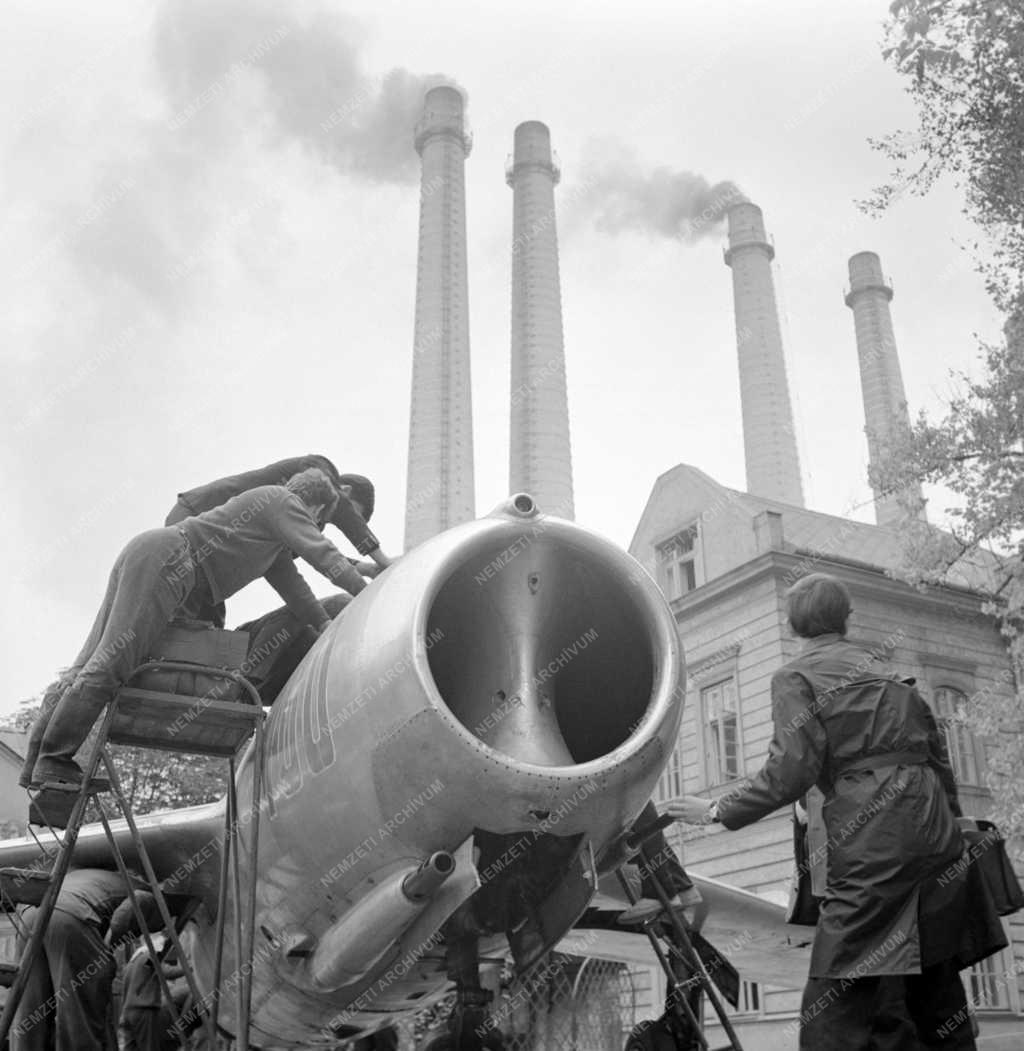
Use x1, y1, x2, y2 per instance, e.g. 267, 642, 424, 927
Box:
669, 572, 1005, 1050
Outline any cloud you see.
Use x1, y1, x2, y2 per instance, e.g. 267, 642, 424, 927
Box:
154, 0, 460, 186
575, 139, 744, 242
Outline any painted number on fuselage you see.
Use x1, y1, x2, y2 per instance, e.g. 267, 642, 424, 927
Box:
266, 639, 336, 814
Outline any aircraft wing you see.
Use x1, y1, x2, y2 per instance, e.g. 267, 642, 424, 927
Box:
560, 870, 813, 989
0, 802, 226, 902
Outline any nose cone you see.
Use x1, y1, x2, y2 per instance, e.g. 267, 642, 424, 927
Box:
424, 512, 659, 768
466, 531, 578, 766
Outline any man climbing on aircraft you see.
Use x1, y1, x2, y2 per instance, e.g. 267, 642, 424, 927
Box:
21, 468, 371, 790
165, 454, 393, 625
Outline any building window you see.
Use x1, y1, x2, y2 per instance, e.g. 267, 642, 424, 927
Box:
931, 686, 980, 785
737, 980, 761, 1016
965, 947, 1011, 1010
656, 741, 685, 802
701, 677, 740, 784
657, 525, 700, 600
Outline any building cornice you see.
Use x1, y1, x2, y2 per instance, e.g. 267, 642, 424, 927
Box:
670, 549, 994, 625
688, 642, 742, 682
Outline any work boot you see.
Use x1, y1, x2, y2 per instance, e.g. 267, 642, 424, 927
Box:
29, 756, 109, 793
18, 682, 66, 788
33, 681, 110, 790
18, 738, 41, 790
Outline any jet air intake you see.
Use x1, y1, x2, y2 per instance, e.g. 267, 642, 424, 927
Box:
424, 499, 659, 767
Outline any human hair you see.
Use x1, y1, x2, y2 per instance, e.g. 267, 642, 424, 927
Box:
285, 468, 339, 518
308, 455, 342, 488
786, 573, 851, 638
337, 473, 375, 522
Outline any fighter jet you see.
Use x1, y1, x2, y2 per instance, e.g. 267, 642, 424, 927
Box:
0, 496, 809, 1049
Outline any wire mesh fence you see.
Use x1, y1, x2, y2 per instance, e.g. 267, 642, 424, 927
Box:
397, 953, 648, 1051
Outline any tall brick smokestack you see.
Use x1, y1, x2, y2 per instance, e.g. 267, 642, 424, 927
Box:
723, 202, 805, 507
844, 251, 926, 528
506, 121, 574, 520
404, 86, 475, 549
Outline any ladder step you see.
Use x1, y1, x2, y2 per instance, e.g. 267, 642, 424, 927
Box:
0, 868, 52, 907
110, 688, 261, 756
0, 962, 18, 988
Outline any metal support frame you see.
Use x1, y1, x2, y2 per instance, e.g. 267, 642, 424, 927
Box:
0, 660, 266, 1051
617, 819, 745, 1051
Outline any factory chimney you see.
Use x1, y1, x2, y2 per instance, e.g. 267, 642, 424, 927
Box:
404, 86, 476, 550
506, 121, 574, 520
723, 202, 805, 507
844, 251, 926, 528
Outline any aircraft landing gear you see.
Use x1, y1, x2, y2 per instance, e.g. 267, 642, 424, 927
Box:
424, 930, 504, 1051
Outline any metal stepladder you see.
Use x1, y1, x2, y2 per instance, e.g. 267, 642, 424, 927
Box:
616, 814, 745, 1051
0, 659, 267, 1051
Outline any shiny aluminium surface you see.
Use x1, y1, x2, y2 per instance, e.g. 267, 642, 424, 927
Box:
218, 498, 686, 1044
0, 499, 689, 1048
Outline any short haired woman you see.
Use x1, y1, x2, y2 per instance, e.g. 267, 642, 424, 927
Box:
668, 572, 1005, 1050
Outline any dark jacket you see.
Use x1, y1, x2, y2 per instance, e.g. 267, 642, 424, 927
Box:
174, 455, 381, 556
55, 868, 135, 933
716, 634, 1001, 979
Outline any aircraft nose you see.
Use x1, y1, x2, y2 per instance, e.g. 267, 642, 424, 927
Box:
423, 520, 657, 767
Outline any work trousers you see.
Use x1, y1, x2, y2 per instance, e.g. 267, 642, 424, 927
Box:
29, 528, 197, 771
164, 501, 225, 626
11, 907, 116, 1051
122, 1005, 180, 1051
799, 961, 976, 1050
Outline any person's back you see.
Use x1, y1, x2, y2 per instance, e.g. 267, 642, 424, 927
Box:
22, 469, 366, 791
11, 868, 130, 1051
54, 868, 130, 932
169, 456, 383, 559
174, 455, 340, 517
781, 635, 960, 801
178, 484, 363, 606
670, 573, 1004, 1049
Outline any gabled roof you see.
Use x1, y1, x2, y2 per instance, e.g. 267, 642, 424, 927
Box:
629, 464, 739, 553
631, 462, 1000, 592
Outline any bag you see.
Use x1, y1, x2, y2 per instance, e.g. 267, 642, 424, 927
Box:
959, 818, 1024, 916
785, 807, 821, 926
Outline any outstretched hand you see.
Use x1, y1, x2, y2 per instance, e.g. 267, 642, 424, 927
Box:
665, 796, 716, 825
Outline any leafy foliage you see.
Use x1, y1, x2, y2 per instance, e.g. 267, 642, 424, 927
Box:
103, 744, 228, 814
868, 0, 1024, 840
868, 0, 1024, 313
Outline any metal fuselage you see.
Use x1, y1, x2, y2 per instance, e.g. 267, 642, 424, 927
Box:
15, 501, 687, 1048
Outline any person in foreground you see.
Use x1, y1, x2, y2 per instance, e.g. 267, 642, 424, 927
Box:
11, 868, 139, 1051
668, 572, 1006, 1050
22, 468, 369, 790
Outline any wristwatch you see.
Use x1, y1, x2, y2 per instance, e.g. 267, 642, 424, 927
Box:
706, 800, 721, 824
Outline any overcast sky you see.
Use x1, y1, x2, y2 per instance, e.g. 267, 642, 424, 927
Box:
0, 0, 1001, 715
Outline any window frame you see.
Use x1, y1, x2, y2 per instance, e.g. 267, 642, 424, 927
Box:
930, 684, 983, 787
655, 522, 702, 601
964, 941, 1016, 1013
700, 675, 742, 786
